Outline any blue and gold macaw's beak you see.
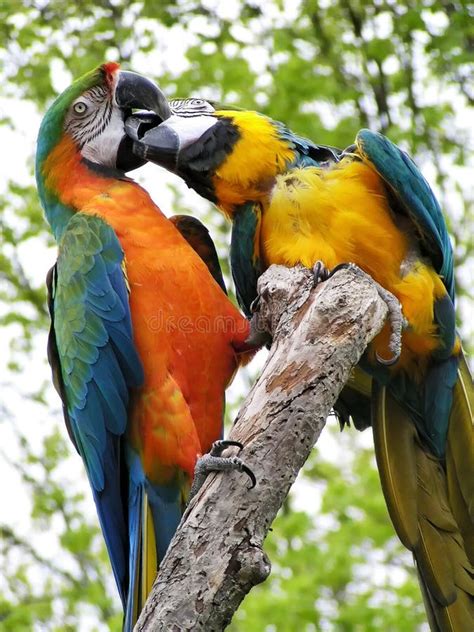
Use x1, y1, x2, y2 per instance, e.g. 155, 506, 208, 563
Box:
126, 113, 180, 170
125, 110, 224, 174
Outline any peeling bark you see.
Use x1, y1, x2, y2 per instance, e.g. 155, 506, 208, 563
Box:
135, 264, 391, 632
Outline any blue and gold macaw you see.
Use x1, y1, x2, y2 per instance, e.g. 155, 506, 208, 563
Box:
125, 99, 474, 631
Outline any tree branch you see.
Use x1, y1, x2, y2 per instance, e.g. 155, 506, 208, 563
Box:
135, 264, 391, 631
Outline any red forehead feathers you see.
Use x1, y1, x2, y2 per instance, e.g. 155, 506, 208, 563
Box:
102, 62, 121, 87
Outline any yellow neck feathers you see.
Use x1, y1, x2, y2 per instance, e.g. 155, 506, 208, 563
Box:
212, 110, 295, 215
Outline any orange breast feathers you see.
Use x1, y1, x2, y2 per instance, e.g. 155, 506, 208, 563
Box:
123, 231, 250, 483
261, 160, 449, 373
50, 146, 251, 484
101, 188, 250, 483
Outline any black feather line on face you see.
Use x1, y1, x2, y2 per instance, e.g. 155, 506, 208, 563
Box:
169, 98, 216, 117
175, 118, 240, 202
66, 85, 113, 148
178, 118, 240, 172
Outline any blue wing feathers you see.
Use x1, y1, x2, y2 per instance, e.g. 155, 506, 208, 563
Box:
356, 129, 454, 300
354, 129, 459, 457
108, 328, 144, 388
231, 202, 262, 317
276, 121, 340, 168
423, 357, 459, 457
91, 432, 129, 607
72, 335, 100, 365
93, 351, 128, 435
432, 295, 457, 361
53, 213, 144, 606
80, 313, 107, 345
74, 393, 106, 490
124, 454, 144, 632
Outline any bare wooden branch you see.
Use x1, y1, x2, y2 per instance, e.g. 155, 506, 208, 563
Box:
135, 264, 391, 632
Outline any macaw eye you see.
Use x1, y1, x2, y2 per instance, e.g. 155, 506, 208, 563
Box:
73, 101, 88, 115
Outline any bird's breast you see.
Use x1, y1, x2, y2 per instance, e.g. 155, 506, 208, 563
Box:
261, 161, 407, 285
260, 161, 449, 371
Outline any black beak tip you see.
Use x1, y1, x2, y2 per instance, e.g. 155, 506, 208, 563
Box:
126, 121, 180, 169
131, 140, 147, 160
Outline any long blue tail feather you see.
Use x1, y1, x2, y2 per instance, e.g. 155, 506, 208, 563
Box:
146, 480, 183, 563
123, 449, 185, 631
89, 432, 128, 608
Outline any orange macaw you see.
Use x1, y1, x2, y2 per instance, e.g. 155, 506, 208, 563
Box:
36, 63, 255, 630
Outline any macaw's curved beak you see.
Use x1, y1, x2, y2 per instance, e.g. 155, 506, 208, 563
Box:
115, 70, 171, 120
114, 70, 173, 173
125, 113, 181, 171
125, 108, 221, 174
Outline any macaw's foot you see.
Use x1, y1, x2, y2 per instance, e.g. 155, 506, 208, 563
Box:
243, 293, 272, 349
372, 285, 406, 367
189, 440, 256, 502
313, 261, 363, 285
249, 294, 261, 314
312, 260, 332, 285
245, 315, 272, 349
320, 262, 406, 366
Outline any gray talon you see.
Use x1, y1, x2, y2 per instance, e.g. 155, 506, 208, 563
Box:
210, 439, 243, 456
189, 440, 256, 501
313, 260, 331, 285
375, 351, 399, 366
241, 463, 257, 489
336, 263, 405, 366
315, 261, 406, 366
250, 295, 261, 314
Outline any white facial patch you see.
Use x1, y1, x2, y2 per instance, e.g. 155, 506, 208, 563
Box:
169, 98, 216, 116
65, 85, 126, 168
164, 114, 217, 149
81, 106, 124, 167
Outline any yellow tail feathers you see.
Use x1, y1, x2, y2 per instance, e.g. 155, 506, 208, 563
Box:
372, 360, 474, 632
128, 493, 159, 629
141, 496, 158, 611
446, 355, 474, 557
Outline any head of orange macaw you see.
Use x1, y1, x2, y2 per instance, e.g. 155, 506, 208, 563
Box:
36, 61, 170, 173
36, 62, 170, 238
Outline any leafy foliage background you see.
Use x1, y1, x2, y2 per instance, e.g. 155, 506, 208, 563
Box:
0, 1, 472, 630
